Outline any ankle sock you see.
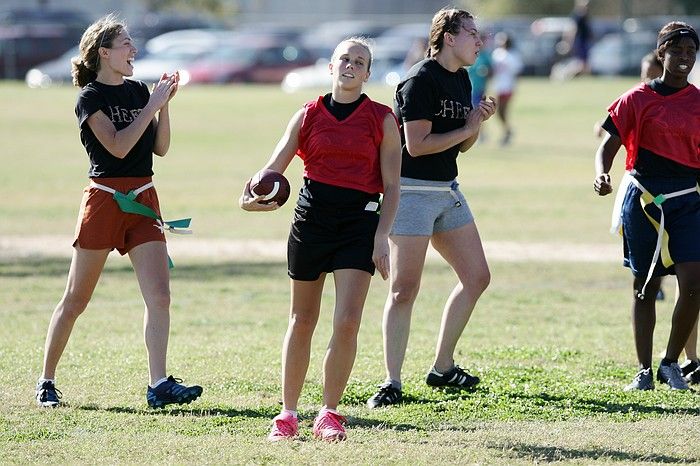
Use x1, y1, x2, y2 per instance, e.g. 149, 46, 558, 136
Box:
150, 377, 168, 389
385, 379, 402, 390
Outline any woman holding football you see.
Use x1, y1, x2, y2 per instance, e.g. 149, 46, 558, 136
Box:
240, 37, 401, 442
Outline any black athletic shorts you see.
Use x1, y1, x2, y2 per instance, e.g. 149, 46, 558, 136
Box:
287, 179, 381, 281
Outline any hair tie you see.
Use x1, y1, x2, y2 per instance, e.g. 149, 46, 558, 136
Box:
657, 28, 699, 49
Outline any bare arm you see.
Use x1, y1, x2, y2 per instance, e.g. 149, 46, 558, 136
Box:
459, 96, 497, 152
239, 108, 304, 212
153, 72, 180, 156
153, 107, 170, 156
373, 113, 402, 280
594, 132, 622, 196
87, 74, 176, 159
405, 96, 496, 157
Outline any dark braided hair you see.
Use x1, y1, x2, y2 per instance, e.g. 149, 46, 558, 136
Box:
71, 13, 125, 88
426, 8, 474, 58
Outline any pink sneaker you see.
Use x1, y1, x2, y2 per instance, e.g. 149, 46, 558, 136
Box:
267, 412, 298, 442
312, 410, 347, 442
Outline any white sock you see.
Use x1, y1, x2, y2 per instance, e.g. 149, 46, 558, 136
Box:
320, 406, 339, 415
37, 377, 55, 385
150, 377, 168, 389
281, 409, 297, 418
385, 378, 402, 390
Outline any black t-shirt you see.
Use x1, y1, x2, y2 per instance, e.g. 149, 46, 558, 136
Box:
394, 58, 473, 181
602, 78, 700, 177
75, 79, 155, 178
322, 93, 367, 121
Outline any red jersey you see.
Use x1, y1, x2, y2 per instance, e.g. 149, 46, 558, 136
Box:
608, 83, 700, 171
296, 96, 397, 194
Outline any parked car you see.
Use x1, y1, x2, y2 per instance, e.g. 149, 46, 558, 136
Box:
230, 22, 304, 43
185, 38, 316, 84
129, 12, 228, 45
0, 8, 88, 79
25, 45, 77, 88
281, 43, 409, 93
131, 44, 215, 85
589, 30, 658, 76
299, 19, 388, 60
142, 28, 232, 55
374, 22, 429, 50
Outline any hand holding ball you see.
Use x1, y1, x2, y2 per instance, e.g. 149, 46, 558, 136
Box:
249, 169, 291, 207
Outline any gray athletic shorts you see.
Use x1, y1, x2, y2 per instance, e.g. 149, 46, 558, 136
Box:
391, 177, 474, 236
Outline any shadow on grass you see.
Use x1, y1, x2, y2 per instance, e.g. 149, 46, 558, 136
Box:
346, 415, 423, 432
77, 403, 430, 433
0, 257, 286, 279
510, 390, 700, 417
78, 404, 271, 419
495, 442, 696, 464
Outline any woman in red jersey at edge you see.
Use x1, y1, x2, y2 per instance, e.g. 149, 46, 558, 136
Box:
239, 37, 401, 442
594, 21, 700, 391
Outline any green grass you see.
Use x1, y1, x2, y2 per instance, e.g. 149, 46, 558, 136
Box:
0, 77, 638, 243
1, 258, 698, 464
2, 79, 699, 464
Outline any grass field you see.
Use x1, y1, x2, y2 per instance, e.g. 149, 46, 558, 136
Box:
1, 79, 699, 464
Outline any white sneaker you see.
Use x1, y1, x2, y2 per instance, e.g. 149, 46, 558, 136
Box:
656, 362, 689, 390
624, 368, 654, 391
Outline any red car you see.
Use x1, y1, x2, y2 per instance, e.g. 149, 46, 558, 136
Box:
184, 38, 317, 84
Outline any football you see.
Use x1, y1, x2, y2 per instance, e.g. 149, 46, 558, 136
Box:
249, 169, 291, 206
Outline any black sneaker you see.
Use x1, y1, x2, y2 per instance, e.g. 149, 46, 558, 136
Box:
656, 362, 689, 390
686, 367, 700, 385
680, 359, 699, 378
146, 376, 203, 408
366, 382, 402, 409
425, 365, 480, 389
35, 380, 62, 407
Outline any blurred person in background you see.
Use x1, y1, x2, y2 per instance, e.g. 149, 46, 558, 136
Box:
467, 31, 492, 142
594, 21, 700, 391
366, 7, 495, 409
35, 14, 203, 409
640, 51, 663, 83
491, 31, 522, 146
403, 37, 429, 71
240, 37, 401, 442
567, 0, 593, 75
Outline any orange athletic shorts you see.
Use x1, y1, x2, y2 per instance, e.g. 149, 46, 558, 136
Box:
73, 176, 166, 255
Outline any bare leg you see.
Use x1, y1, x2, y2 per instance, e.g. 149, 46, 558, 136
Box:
382, 235, 430, 383
497, 94, 512, 144
678, 278, 699, 361
632, 276, 662, 368
281, 276, 324, 411
430, 223, 490, 372
322, 269, 371, 409
664, 262, 700, 361
129, 241, 171, 385
41, 247, 109, 380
